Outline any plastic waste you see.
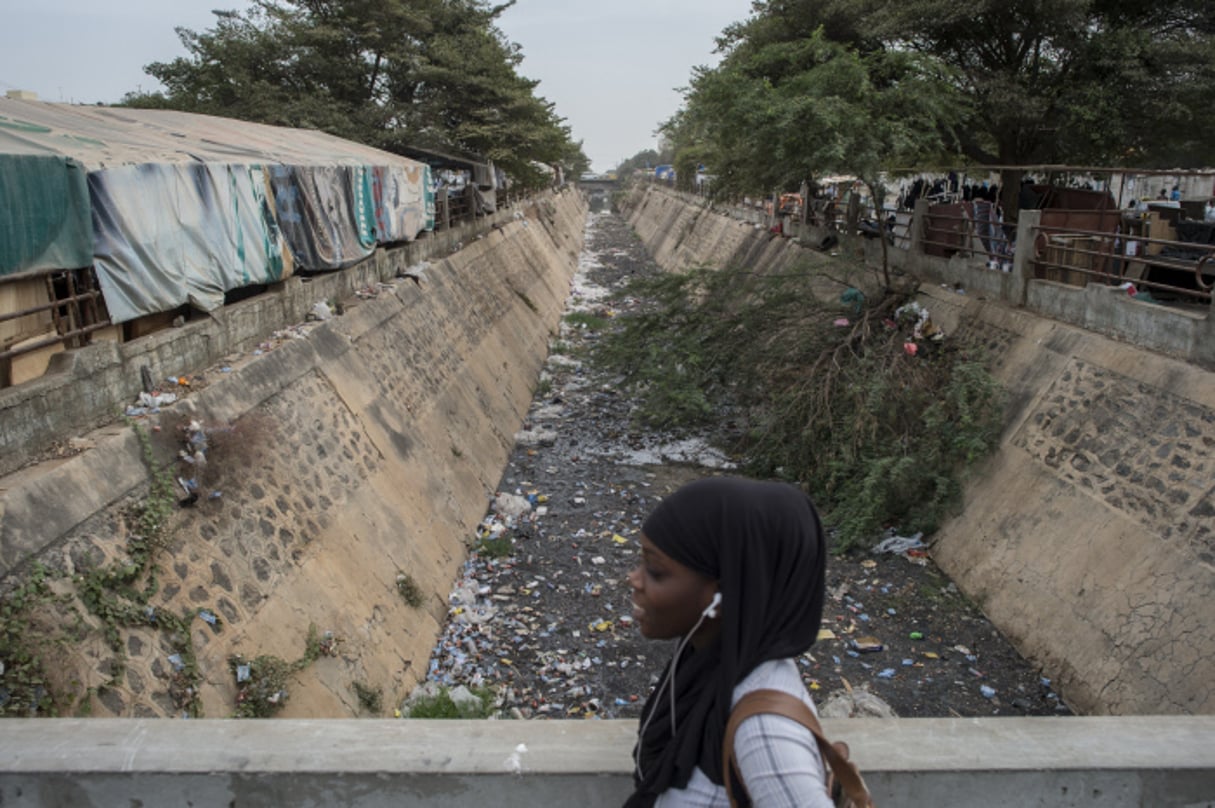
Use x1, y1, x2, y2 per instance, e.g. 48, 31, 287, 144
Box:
851, 636, 883, 653
872, 532, 926, 555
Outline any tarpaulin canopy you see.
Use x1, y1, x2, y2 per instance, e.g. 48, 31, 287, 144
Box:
0, 98, 434, 322
0, 153, 93, 275
88, 162, 289, 322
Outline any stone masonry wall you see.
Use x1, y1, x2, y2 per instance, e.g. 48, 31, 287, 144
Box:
0, 189, 587, 717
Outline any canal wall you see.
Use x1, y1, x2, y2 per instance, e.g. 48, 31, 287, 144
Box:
621, 184, 1215, 717
0, 189, 587, 717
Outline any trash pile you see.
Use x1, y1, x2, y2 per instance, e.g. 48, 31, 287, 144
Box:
422, 482, 652, 719
124, 377, 189, 418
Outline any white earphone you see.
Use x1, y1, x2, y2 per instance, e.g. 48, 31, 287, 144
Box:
703, 591, 722, 619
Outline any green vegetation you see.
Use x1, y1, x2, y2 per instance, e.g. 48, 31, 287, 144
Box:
404, 685, 496, 718
475, 534, 514, 560
69, 422, 207, 715
0, 564, 60, 716
396, 573, 425, 608
614, 149, 672, 182
596, 263, 1004, 550
0, 454, 202, 718
230, 624, 337, 718
302, 623, 340, 664
564, 311, 611, 331
0, 418, 277, 719
352, 680, 383, 715
121, 0, 589, 187
661, 0, 1215, 218
229, 654, 295, 718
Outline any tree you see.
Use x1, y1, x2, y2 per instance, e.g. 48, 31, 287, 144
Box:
662, 26, 961, 205
837, 0, 1215, 215
869, 0, 1215, 164
615, 148, 669, 179
122, 0, 587, 188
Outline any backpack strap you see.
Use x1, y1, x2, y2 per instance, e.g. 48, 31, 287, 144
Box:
723, 688, 875, 808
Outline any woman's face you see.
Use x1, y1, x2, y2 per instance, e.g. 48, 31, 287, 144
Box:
627, 533, 719, 646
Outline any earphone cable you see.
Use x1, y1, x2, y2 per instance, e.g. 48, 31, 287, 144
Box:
634, 608, 711, 780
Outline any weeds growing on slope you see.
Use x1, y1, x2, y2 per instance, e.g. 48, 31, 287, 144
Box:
595, 262, 1004, 550
404, 685, 497, 718
0, 564, 60, 716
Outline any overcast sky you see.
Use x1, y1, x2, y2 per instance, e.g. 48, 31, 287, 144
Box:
0, 0, 754, 172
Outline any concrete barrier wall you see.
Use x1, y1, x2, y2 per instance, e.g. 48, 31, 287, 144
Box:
621, 185, 1215, 718
2, 716, 1213, 807
0, 189, 587, 717
0, 197, 580, 479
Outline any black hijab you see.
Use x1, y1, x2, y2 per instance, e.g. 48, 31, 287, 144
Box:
625, 477, 827, 808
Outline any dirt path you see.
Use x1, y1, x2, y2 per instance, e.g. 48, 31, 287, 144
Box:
422, 209, 1071, 721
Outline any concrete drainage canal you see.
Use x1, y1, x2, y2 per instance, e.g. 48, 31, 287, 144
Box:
410, 208, 1070, 722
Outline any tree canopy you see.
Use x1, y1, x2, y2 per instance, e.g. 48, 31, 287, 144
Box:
662, 0, 1215, 203
123, 0, 588, 188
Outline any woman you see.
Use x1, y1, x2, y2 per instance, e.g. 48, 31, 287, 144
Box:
625, 476, 833, 807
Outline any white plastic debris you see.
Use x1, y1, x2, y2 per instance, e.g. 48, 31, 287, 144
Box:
872, 532, 926, 555
493, 492, 532, 521
503, 743, 528, 774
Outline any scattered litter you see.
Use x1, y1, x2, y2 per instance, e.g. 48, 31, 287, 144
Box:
405, 208, 1059, 724
851, 636, 883, 653
872, 532, 926, 556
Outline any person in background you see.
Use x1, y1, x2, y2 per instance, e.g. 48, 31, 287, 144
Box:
624, 476, 833, 808
1019, 178, 1040, 211
1170, 186, 1181, 201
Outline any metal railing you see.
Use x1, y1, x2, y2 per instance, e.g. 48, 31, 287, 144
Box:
0, 267, 111, 371
1031, 223, 1213, 304
920, 203, 1016, 266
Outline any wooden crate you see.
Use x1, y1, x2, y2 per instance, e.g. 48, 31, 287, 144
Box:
1042, 235, 1100, 287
